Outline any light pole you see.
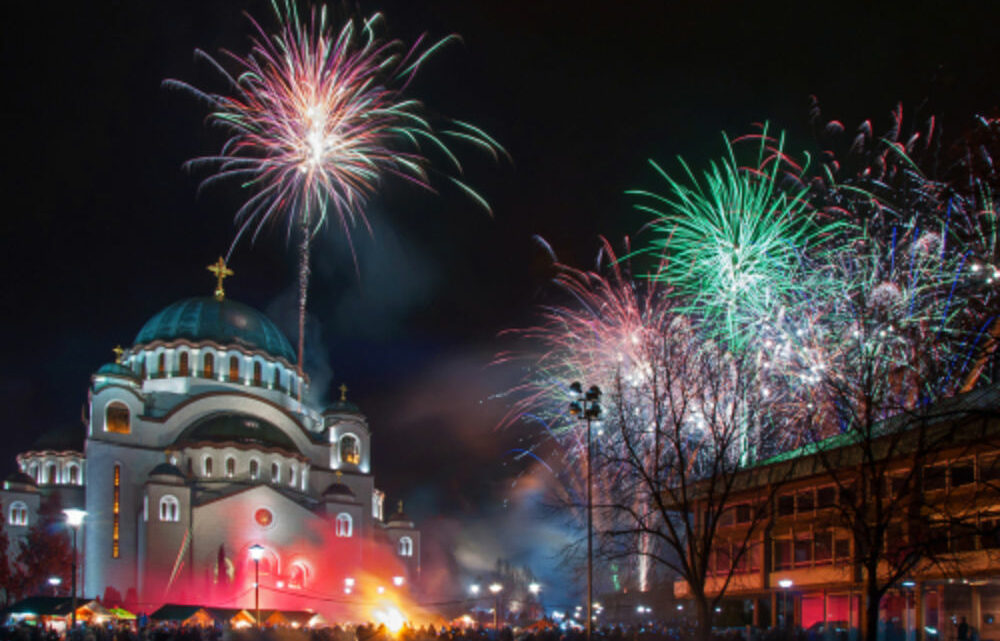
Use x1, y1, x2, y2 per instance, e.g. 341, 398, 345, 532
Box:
249, 545, 265, 629
48, 576, 62, 596
489, 582, 503, 631
778, 579, 793, 631
569, 381, 602, 641
63, 509, 86, 631
529, 583, 541, 619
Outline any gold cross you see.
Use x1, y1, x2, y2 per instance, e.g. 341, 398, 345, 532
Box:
207, 257, 234, 301
339, 383, 348, 402
112, 345, 124, 364
398, 500, 404, 514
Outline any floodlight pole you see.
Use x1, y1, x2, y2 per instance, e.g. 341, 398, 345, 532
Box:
570, 382, 601, 641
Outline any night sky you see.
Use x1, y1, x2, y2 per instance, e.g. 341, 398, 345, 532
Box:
3, 0, 1000, 604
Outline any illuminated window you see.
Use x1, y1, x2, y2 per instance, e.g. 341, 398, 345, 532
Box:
8, 501, 28, 527
106, 402, 131, 434
399, 536, 413, 557
204, 457, 214, 477
157, 353, 165, 377
289, 562, 310, 589
249, 459, 260, 480
253, 362, 262, 386
159, 495, 180, 522
340, 434, 361, 465
335, 513, 353, 537
44, 462, 57, 484
112, 464, 121, 558
203, 353, 214, 378
67, 464, 79, 485
229, 355, 240, 382
271, 462, 280, 483
225, 457, 236, 478
178, 352, 189, 376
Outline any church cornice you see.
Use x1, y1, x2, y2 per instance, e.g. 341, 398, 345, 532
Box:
127, 339, 305, 379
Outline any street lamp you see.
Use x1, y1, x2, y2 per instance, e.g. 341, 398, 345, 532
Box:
778, 579, 793, 630
393, 576, 405, 587
529, 582, 541, 595
48, 576, 62, 596
63, 509, 86, 630
569, 381, 602, 641
489, 582, 503, 631
469, 583, 480, 596
249, 545, 265, 629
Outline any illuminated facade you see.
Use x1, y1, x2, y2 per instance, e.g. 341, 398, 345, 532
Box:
0, 285, 420, 610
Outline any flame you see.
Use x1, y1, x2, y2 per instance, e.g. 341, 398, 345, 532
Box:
372, 604, 406, 634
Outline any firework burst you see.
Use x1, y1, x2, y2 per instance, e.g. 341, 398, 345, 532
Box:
168, 1, 504, 371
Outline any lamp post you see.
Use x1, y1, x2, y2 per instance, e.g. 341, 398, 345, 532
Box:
63, 509, 86, 631
778, 579, 793, 631
489, 582, 503, 631
48, 576, 62, 596
249, 545, 265, 629
569, 381, 602, 641
529, 583, 541, 620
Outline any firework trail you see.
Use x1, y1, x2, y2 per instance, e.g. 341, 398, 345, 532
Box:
168, 1, 504, 372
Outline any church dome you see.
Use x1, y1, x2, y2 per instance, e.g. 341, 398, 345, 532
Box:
176, 412, 299, 453
4, 471, 37, 490
134, 297, 295, 362
97, 362, 139, 380
323, 483, 356, 499
29, 425, 84, 453
149, 463, 186, 479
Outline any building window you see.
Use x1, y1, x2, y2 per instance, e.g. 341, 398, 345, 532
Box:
253, 362, 262, 386
45, 462, 57, 484
273, 368, 282, 392
952, 460, 976, 488
157, 353, 166, 377
335, 513, 353, 537
399, 536, 413, 557
178, 352, 189, 376
289, 562, 309, 589
140, 360, 147, 379
203, 353, 214, 378
67, 464, 79, 485
159, 495, 180, 522
229, 355, 240, 382
8, 501, 28, 527
271, 462, 280, 483
340, 434, 361, 465
249, 459, 259, 480
301, 468, 308, 491
112, 464, 121, 558
204, 457, 214, 477
777, 494, 794, 517
106, 402, 131, 434
225, 457, 236, 478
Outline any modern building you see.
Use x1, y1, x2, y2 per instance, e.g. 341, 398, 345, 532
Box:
676, 384, 1000, 641
1, 270, 420, 613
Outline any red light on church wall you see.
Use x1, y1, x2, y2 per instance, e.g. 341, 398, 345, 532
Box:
255, 508, 273, 527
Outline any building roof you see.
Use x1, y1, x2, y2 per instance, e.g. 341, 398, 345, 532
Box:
149, 604, 210, 622
6, 597, 99, 617
4, 471, 36, 487
134, 296, 295, 362
96, 362, 139, 380
176, 412, 299, 453
148, 462, 186, 479
323, 482, 355, 499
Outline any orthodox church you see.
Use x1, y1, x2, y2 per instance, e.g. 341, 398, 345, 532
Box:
0, 260, 420, 612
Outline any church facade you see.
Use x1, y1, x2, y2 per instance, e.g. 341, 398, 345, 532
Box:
1, 278, 420, 612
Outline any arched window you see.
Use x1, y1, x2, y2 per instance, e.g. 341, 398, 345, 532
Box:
271, 462, 280, 483
340, 434, 361, 465
44, 462, 57, 484
335, 513, 353, 537
178, 352, 189, 376
229, 355, 240, 381
157, 353, 166, 377
8, 502, 28, 527
203, 353, 214, 378
253, 362, 262, 386
249, 459, 260, 480
140, 360, 147, 379
204, 456, 214, 477
273, 368, 282, 392
186, 458, 194, 476
159, 495, 180, 522
399, 536, 413, 557
289, 562, 310, 589
106, 402, 131, 434
225, 457, 236, 478
67, 464, 79, 485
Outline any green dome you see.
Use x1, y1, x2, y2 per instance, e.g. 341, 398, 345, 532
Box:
176, 412, 299, 453
97, 362, 139, 379
134, 297, 295, 362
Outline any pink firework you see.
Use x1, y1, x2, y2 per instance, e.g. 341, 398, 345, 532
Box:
168, 2, 503, 371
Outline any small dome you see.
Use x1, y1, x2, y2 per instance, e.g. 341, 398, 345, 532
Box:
29, 426, 84, 453
323, 483, 355, 499
323, 400, 361, 414
175, 413, 299, 453
96, 362, 139, 380
4, 471, 37, 488
134, 297, 295, 362
149, 463, 186, 479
